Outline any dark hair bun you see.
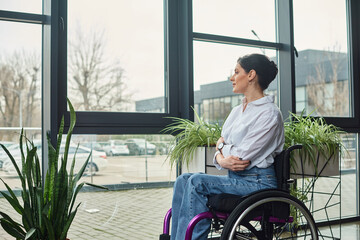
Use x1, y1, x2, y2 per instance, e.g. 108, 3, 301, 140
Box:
237, 54, 278, 90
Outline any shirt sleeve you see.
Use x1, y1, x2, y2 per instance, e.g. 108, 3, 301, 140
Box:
222, 113, 284, 163
212, 150, 223, 170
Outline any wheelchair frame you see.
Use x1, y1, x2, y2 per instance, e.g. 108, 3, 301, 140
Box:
160, 145, 318, 240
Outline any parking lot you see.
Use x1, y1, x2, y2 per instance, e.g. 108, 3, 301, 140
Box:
0, 154, 176, 190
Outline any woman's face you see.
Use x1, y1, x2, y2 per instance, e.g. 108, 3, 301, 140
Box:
230, 63, 249, 94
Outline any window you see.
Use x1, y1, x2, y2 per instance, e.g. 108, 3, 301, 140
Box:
0, 20, 42, 190
193, 0, 276, 42
70, 134, 175, 185
0, 1, 41, 14
67, 0, 165, 113
293, 0, 351, 117
193, 41, 278, 122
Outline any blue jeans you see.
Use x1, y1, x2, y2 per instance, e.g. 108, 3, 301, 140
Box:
170, 166, 277, 240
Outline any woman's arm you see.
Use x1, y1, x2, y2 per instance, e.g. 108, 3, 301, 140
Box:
215, 152, 250, 171
216, 137, 224, 151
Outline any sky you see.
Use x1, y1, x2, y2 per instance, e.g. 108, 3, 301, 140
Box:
0, 0, 349, 102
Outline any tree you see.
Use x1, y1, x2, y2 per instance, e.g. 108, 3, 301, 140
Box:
305, 49, 349, 117
0, 51, 40, 140
68, 29, 132, 111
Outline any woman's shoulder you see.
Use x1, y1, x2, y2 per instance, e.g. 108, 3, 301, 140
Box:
256, 103, 283, 122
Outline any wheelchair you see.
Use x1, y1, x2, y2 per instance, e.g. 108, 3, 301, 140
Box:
160, 145, 318, 240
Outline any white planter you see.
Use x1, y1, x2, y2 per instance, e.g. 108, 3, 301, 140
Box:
290, 147, 340, 178
181, 146, 227, 175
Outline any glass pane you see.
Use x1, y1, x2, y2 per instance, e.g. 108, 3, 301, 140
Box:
294, 0, 351, 117
0, 21, 42, 191
68, 134, 175, 185
67, 0, 165, 113
54, 134, 174, 238
193, 0, 276, 42
0, 0, 42, 14
341, 133, 357, 218
193, 41, 278, 124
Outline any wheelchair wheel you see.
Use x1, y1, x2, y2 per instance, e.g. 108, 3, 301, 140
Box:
220, 190, 318, 240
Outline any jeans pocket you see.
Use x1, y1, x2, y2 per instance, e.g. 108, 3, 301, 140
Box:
265, 174, 278, 187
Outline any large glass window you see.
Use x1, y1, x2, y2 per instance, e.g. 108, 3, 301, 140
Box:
67, 0, 165, 113
193, 41, 278, 123
70, 134, 175, 186
0, 0, 41, 14
0, 21, 42, 190
63, 134, 175, 239
293, 0, 351, 117
193, 0, 276, 42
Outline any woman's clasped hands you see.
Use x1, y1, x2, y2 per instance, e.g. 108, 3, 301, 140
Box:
216, 137, 250, 171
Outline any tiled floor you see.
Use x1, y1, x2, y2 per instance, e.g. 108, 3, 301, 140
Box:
0, 173, 358, 239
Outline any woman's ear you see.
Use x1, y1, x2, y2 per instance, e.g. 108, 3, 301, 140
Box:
248, 69, 256, 81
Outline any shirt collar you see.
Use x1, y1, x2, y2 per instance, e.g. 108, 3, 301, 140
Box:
242, 95, 275, 105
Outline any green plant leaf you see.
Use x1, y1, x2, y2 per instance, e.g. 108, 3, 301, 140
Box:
25, 228, 36, 240
42, 215, 55, 240
0, 143, 25, 184
0, 191, 24, 215
60, 204, 80, 240
0, 211, 25, 235
68, 183, 85, 215
0, 219, 25, 239
0, 178, 21, 211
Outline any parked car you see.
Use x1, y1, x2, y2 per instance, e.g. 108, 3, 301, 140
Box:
99, 140, 130, 156
125, 139, 156, 155
81, 142, 106, 152
2, 142, 107, 176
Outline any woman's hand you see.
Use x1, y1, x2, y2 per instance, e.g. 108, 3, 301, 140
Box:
216, 137, 225, 151
216, 154, 250, 171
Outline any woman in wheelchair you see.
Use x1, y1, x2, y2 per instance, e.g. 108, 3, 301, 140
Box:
170, 54, 285, 240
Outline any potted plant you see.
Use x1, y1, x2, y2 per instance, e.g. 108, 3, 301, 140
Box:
162, 110, 222, 173
0, 99, 106, 240
284, 111, 346, 232
284, 112, 345, 178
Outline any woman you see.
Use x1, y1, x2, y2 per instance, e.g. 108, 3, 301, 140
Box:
170, 53, 284, 240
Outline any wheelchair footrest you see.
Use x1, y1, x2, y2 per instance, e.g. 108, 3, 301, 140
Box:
159, 234, 170, 240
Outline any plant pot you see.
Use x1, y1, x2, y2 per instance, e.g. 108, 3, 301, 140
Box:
181, 146, 227, 175
290, 146, 340, 179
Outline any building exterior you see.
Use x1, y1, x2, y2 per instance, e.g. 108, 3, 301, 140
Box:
136, 49, 348, 124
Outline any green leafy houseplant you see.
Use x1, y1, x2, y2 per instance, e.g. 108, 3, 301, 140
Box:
162, 110, 222, 168
0, 99, 106, 240
284, 111, 345, 176
284, 112, 346, 228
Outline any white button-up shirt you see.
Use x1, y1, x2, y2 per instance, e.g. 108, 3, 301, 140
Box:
214, 95, 284, 170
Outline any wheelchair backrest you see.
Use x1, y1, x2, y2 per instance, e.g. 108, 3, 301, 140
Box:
274, 145, 302, 191
274, 150, 288, 191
